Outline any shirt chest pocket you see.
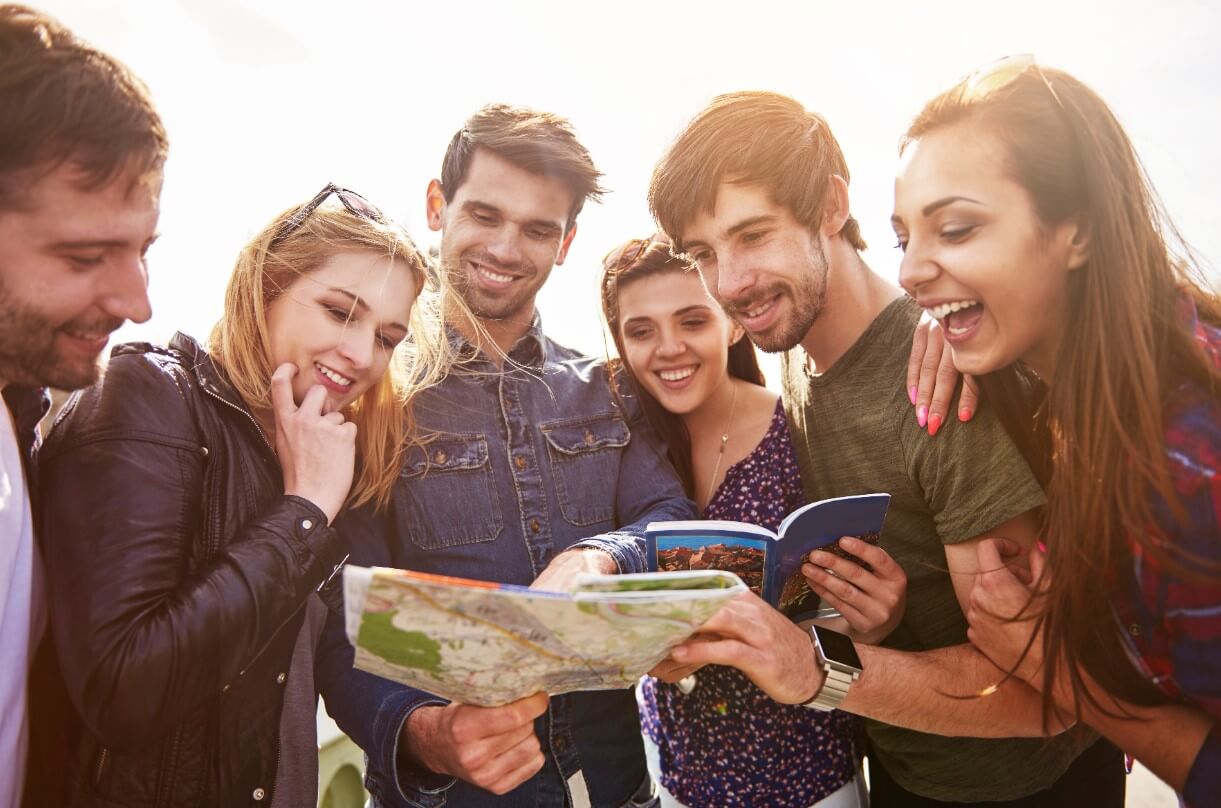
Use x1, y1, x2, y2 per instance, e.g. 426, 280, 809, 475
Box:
540, 413, 630, 527
397, 434, 502, 549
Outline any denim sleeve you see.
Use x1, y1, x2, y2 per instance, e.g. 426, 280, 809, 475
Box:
315, 506, 457, 807
574, 390, 697, 574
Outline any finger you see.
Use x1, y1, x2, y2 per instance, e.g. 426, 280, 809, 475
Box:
975, 538, 1007, 574
488, 740, 546, 795
322, 411, 346, 425
958, 373, 980, 422
294, 383, 327, 417
474, 693, 548, 737
806, 548, 871, 590
270, 363, 299, 419
906, 319, 930, 405
832, 537, 904, 582
802, 563, 866, 611
926, 339, 961, 437
670, 636, 753, 670
809, 584, 872, 630
915, 323, 945, 429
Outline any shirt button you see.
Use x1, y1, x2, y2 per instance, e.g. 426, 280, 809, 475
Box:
1129, 624, 1141, 636
434, 450, 448, 464
515, 456, 527, 470
530, 519, 541, 534
276, 672, 287, 685
583, 430, 595, 445
252, 787, 266, 801
300, 519, 313, 530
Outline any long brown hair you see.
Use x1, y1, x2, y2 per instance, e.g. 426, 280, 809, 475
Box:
599, 235, 764, 498
210, 199, 455, 511
904, 62, 1221, 717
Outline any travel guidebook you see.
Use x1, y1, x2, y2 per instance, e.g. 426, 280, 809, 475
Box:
646, 493, 891, 619
343, 566, 746, 707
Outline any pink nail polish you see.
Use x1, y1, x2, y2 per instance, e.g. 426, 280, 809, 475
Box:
908, 386, 918, 405
917, 405, 928, 428
928, 413, 942, 437
959, 407, 972, 422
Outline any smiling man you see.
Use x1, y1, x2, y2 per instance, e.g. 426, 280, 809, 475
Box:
318, 105, 692, 808
0, 5, 166, 807
647, 91, 1123, 806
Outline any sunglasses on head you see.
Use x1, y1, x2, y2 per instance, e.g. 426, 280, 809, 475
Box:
961, 53, 1066, 113
272, 183, 388, 243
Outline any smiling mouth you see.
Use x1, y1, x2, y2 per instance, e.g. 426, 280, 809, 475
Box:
656, 366, 697, 383
315, 362, 353, 388
924, 299, 984, 336
471, 261, 519, 285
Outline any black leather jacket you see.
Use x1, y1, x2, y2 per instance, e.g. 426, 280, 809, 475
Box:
38, 333, 348, 807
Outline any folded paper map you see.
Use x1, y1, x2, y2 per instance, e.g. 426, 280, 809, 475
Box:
343, 566, 746, 707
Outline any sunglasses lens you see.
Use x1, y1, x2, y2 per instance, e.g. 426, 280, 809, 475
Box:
337, 189, 384, 223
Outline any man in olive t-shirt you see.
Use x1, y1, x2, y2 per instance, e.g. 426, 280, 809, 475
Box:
646, 91, 1123, 806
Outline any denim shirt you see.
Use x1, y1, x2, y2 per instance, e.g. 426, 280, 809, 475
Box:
318, 317, 695, 808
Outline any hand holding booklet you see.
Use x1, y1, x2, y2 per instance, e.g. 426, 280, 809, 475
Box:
343, 566, 746, 707
646, 493, 891, 620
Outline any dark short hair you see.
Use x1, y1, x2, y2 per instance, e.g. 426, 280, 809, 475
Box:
439, 103, 604, 232
0, 4, 167, 208
650, 91, 865, 252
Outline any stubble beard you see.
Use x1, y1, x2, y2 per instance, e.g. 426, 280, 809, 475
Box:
446, 247, 542, 324
0, 281, 110, 390
732, 241, 829, 354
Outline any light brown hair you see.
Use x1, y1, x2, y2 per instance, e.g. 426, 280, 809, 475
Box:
904, 64, 1221, 719
439, 103, 605, 232
210, 201, 456, 511
649, 91, 865, 252
0, 4, 167, 208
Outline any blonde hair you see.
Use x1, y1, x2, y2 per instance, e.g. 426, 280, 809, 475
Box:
209, 199, 457, 510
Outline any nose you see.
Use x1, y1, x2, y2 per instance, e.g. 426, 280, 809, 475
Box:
898, 239, 939, 298
337, 328, 376, 372
713, 250, 756, 306
101, 253, 153, 324
484, 225, 524, 268
656, 326, 686, 359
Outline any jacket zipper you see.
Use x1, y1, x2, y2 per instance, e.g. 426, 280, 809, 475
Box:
93, 746, 109, 785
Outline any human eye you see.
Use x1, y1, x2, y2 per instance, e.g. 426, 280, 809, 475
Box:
741, 229, 768, 245
323, 303, 353, 323
681, 316, 709, 329
624, 326, 652, 341
376, 331, 400, 350
939, 223, 977, 243
470, 208, 497, 226
687, 248, 712, 265
65, 253, 105, 271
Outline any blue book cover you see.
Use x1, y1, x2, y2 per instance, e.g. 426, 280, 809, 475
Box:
645, 493, 890, 619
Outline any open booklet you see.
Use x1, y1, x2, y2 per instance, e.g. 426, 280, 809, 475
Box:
343, 566, 746, 707
646, 493, 891, 619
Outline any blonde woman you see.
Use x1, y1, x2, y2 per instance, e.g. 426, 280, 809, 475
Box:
37, 186, 449, 807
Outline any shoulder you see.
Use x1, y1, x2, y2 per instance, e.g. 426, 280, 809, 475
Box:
43, 340, 201, 458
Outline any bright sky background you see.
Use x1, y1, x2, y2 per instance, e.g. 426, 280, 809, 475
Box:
42, 0, 1221, 363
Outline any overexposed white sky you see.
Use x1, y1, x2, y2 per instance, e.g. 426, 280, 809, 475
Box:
42, 0, 1221, 359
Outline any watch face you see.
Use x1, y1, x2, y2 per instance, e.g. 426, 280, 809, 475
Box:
813, 626, 863, 670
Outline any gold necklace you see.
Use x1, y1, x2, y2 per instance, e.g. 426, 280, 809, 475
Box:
704, 383, 738, 507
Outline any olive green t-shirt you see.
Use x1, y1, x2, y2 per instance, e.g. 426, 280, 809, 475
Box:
781, 296, 1096, 802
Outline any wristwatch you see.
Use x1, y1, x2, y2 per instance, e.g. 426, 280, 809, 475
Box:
802, 625, 863, 711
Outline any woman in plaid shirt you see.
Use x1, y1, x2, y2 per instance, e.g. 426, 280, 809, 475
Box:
892, 56, 1221, 808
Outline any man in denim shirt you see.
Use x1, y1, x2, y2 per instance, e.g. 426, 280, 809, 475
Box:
317, 105, 694, 808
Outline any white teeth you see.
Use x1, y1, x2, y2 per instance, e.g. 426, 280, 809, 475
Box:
743, 301, 771, 319
475, 264, 514, 284
315, 363, 353, 387
926, 299, 980, 321
658, 367, 696, 382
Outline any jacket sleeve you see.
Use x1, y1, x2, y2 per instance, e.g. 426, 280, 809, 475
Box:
38, 352, 348, 751
573, 386, 697, 573
315, 505, 455, 806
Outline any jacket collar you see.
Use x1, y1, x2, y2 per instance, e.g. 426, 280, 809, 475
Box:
448, 311, 549, 371
2, 384, 51, 461
168, 332, 252, 415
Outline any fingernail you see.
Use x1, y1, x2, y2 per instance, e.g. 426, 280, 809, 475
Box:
917, 406, 928, 428
839, 536, 857, 549
908, 386, 918, 405
959, 407, 973, 422
671, 646, 688, 661
928, 413, 942, 437
1037, 540, 1048, 554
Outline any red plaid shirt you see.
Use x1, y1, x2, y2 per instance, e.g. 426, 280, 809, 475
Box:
1109, 298, 1221, 806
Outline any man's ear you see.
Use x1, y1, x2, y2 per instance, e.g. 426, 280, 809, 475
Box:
555, 223, 578, 266
821, 175, 851, 240
1066, 216, 1090, 271
425, 180, 445, 232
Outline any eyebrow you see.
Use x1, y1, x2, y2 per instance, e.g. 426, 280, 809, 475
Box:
327, 288, 409, 333
685, 214, 778, 250
621, 304, 712, 328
